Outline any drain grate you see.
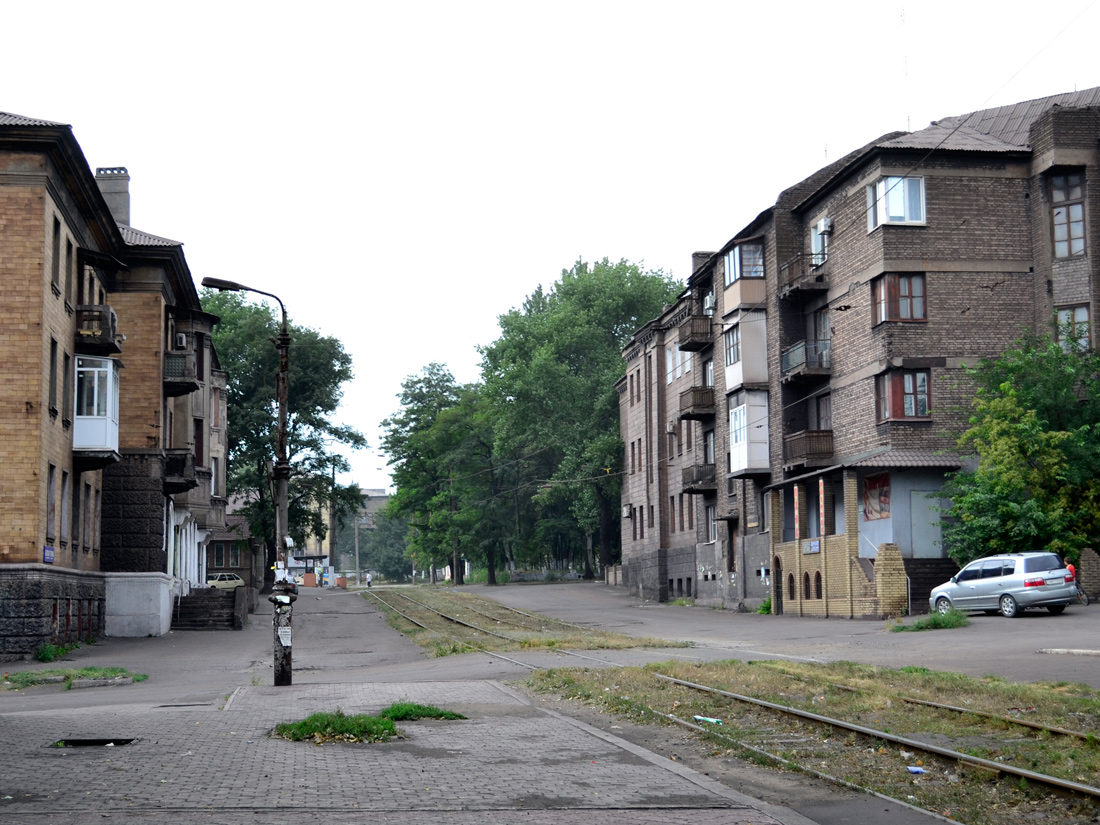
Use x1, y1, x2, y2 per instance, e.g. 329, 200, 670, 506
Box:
50, 738, 135, 748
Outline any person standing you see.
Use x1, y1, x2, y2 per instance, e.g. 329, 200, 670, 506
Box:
366, 571, 372, 589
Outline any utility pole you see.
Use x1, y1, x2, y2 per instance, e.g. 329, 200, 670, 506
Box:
202, 277, 295, 686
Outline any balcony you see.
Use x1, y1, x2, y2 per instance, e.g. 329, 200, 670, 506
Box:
783, 429, 834, 469
677, 315, 713, 352
163, 449, 198, 494
778, 252, 829, 298
164, 350, 200, 397
679, 386, 715, 420
781, 339, 832, 381
682, 462, 717, 493
75, 305, 123, 355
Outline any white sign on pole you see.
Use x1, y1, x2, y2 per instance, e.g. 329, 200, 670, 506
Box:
277, 627, 292, 646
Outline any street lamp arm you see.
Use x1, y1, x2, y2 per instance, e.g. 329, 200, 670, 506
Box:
201, 277, 287, 324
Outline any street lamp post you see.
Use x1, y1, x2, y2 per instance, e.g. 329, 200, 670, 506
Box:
202, 277, 295, 686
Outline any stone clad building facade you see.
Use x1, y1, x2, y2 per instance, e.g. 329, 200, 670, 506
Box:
620, 87, 1100, 617
0, 114, 228, 656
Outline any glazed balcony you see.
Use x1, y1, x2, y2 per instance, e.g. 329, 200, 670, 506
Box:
163, 448, 198, 494
679, 386, 715, 420
164, 350, 200, 397
778, 252, 829, 298
677, 315, 713, 352
75, 305, 123, 355
682, 462, 717, 493
781, 339, 832, 381
783, 429, 834, 469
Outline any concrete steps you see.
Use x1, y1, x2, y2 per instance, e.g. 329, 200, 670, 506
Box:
903, 558, 960, 614
172, 589, 238, 631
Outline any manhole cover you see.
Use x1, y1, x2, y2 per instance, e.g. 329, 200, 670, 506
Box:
50, 738, 135, 748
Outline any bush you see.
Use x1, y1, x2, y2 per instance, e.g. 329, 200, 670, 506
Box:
891, 608, 970, 632
757, 597, 772, 615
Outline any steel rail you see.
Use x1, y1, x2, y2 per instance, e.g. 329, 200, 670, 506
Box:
659, 674, 1100, 801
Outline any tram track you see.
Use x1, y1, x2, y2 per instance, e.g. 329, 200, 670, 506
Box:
365, 588, 1100, 815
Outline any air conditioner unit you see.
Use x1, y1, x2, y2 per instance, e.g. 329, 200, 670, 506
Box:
666, 421, 677, 434
175, 333, 188, 350
819, 217, 834, 235
622, 505, 633, 519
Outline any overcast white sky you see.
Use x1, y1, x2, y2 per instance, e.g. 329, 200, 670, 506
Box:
5, 1, 1098, 491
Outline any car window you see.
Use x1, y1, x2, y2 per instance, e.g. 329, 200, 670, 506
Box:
981, 560, 1006, 579
957, 565, 981, 582
1023, 554, 1061, 573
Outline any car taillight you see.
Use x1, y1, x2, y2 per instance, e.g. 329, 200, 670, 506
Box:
1023, 577, 1046, 588
1065, 571, 1075, 583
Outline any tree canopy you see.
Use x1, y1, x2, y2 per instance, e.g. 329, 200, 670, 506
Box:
203, 288, 366, 586
941, 334, 1100, 565
382, 259, 681, 580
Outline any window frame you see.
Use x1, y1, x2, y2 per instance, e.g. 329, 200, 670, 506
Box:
724, 325, 741, 366
724, 240, 765, 286
875, 369, 931, 422
1050, 171, 1086, 259
1056, 305, 1090, 351
873, 273, 926, 324
867, 176, 926, 230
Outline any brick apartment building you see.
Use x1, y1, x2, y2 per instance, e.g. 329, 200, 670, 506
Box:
0, 114, 228, 656
620, 87, 1100, 617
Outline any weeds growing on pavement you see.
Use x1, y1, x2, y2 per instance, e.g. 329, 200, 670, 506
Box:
34, 641, 80, 662
3, 666, 145, 690
275, 703, 465, 744
890, 608, 970, 632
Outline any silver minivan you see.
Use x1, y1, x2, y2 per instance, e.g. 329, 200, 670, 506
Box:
929, 553, 1076, 617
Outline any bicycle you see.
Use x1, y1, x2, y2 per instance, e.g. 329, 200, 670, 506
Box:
1076, 580, 1091, 606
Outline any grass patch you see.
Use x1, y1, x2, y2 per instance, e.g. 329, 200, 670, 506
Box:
3, 666, 145, 690
34, 641, 80, 662
757, 597, 771, 615
669, 597, 695, 607
275, 703, 465, 744
891, 608, 970, 632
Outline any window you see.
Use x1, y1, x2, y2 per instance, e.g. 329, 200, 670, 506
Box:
629, 374, 634, 406
867, 176, 925, 229
803, 572, 811, 599
82, 482, 92, 552
230, 544, 241, 567
1050, 172, 1085, 258
214, 542, 225, 567
816, 394, 832, 431
48, 339, 59, 414
703, 359, 714, 388
724, 326, 741, 366
724, 240, 764, 286
810, 218, 831, 265
876, 370, 930, 421
47, 464, 57, 541
630, 441, 636, 474
1057, 305, 1089, 351
62, 354, 72, 425
212, 456, 221, 497
60, 471, 70, 546
814, 571, 822, 599
194, 419, 204, 467
72, 477, 82, 551
76, 357, 111, 417
873, 274, 925, 323
51, 217, 61, 291
65, 240, 74, 304
704, 430, 715, 464
729, 392, 747, 446
705, 504, 717, 542
679, 494, 684, 531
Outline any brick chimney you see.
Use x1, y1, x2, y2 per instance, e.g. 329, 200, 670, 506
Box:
692, 251, 716, 273
95, 167, 130, 226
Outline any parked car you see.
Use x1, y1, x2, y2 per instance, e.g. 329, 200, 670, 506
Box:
929, 553, 1076, 617
207, 572, 246, 590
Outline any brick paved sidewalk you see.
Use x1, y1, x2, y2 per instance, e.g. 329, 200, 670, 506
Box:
0, 679, 811, 824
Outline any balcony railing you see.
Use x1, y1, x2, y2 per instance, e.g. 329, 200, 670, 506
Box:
778, 252, 829, 296
682, 462, 717, 492
783, 429, 834, 466
75, 305, 123, 355
679, 386, 715, 420
164, 350, 200, 397
781, 339, 832, 378
677, 315, 713, 352
163, 449, 198, 494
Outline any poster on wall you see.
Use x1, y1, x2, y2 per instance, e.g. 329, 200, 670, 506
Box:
863, 473, 890, 520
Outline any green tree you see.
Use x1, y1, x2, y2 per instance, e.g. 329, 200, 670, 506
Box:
942, 334, 1100, 565
480, 258, 681, 573
203, 289, 366, 588
357, 513, 412, 581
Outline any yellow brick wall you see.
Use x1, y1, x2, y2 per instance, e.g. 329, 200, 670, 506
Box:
110, 290, 166, 449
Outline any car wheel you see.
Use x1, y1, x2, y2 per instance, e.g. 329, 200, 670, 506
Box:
999, 594, 1019, 618
1047, 604, 1066, 615
935, 597, 951, 615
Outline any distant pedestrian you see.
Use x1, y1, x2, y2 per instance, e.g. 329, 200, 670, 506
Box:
366, 572, 372, 589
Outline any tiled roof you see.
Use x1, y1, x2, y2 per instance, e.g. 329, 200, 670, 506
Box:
119, 224, 181, 247
847, 448, 966, 469
937, 86, 1100, 148
0, 112, 67, 127
877, 122, 1025, 153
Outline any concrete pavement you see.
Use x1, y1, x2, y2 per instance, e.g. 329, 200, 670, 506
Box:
0, 586, 818, 825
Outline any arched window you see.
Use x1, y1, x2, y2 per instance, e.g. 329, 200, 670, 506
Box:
814, 571, 823, 599
787, 573, 796, 600
803, 572, 811, 599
